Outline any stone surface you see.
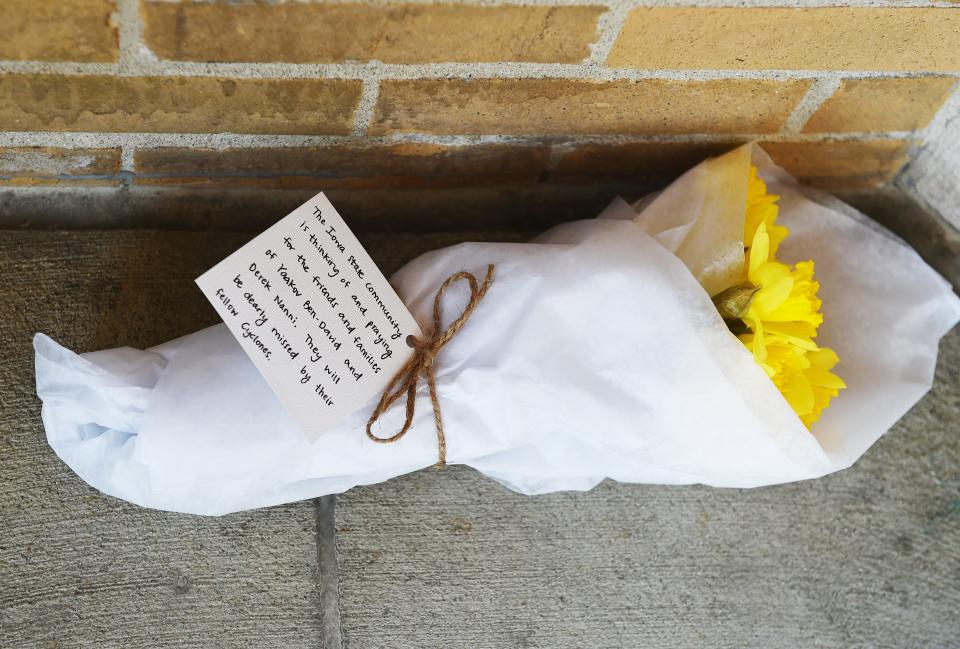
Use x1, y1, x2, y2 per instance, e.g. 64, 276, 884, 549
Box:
0, 75, 362, 135
553, 141, 740, 181
759, 140, 913, 191
1, 223, 958, 647
0, 185, 661, 234
0, 0, 117, 62
804, 78, 958, 134
896, 91, 960, 233
0, 231, 323, 648
0, 228, 531, 647
0, 147, 121, 186
1, 149, 952, 283
133, 143, 551, 189
142, 1, 603, 64
335, 325, 960, 648
543, 139, 912, 193
608, 7, 960, 72
0, 141, 919, 194
370, 78, 811, 136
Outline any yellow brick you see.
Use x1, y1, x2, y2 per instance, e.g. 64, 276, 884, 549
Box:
761, 140, 913, 190
0, 147, 121, 186
803, 77, 957, 133
0, 75, 362, 135
0, 0, 117, 62
370, 79, 810, 136
609, 8, 960, 72
142, 1, 603, 64
134, 144, 550, 189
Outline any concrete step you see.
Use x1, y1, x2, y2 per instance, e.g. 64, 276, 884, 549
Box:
2, 228, 958, 647
0, 231, 323, 648
335, 371, 960, 648
0, 229, 508, 648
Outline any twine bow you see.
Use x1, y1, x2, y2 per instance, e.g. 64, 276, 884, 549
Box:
365, 264, 495, 467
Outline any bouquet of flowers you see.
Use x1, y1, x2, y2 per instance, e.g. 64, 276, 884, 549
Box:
34, 144, 960, 515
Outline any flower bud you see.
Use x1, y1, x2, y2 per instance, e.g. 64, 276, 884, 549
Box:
712, 282, 759, 320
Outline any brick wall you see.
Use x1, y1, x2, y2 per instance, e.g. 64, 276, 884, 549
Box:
1, 0, 958, 230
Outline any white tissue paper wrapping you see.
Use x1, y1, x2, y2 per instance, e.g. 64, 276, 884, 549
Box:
34, 144, 960, 515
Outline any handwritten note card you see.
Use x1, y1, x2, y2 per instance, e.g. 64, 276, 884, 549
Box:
197, 192, 422, 441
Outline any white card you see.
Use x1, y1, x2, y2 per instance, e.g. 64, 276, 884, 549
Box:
196, 192, 422, 441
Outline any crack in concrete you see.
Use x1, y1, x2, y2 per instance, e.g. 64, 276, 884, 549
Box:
315, 496, 344, 649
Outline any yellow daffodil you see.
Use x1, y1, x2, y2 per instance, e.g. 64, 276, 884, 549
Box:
739, 334, 845, 428
741, 222, 823, 345
798, 348, 846, 427
719, 165, 845, 429
744, 165, 789, 258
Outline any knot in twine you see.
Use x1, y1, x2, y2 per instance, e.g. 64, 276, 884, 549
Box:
365, 264, 495, 467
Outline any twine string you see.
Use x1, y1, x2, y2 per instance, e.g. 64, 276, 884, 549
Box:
365, 264, 496, 466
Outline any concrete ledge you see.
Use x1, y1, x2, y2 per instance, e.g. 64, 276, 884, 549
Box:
0, 229, 515, 647
3, 228, 957, 647
335, 327, 960, 647
3, 179, 957, 293
0, 231, 324, 648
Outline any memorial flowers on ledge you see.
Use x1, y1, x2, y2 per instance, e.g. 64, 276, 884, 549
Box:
33, 143, 960, 515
